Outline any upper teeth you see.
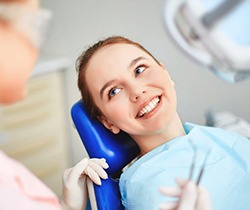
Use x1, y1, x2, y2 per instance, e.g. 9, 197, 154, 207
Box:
138, 97, 160, 117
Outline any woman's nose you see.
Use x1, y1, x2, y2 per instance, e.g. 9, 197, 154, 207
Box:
130, 88, 146, 102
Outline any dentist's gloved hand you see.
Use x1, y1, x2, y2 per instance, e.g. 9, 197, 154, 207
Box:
61, 158, 109, 210
158, 178, 212, 210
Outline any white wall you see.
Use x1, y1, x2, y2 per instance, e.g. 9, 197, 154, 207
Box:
41, 0, 250, 164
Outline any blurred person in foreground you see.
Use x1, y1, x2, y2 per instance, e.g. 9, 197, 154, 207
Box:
0, 0, 108, 209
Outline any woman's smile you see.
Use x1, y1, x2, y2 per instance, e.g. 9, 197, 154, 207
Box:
136, 96, 160, 118
136, 96, 162, 119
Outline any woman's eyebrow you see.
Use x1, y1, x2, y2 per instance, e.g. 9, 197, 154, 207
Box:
100, 79, 115, 99
128, 56, 147, 69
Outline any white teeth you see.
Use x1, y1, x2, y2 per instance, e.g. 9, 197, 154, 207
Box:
138, 97, 160, 117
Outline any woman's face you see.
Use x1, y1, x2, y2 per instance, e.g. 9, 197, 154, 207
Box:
85, 43, 177, 140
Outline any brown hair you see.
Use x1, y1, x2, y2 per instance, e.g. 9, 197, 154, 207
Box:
76, 35, 161, 119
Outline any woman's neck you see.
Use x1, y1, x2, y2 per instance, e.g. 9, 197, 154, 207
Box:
135, 113, 186, 157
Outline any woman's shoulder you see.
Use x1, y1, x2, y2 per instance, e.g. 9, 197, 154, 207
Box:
185, 122, 241, 139
185, 122, 250, 151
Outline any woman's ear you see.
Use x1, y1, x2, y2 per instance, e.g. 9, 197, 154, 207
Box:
97, 115, 120, 134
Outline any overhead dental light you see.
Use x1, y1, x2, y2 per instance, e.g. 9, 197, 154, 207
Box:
164, 0, 250, 83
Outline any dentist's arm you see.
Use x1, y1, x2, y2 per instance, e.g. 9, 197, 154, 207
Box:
61, 158, 109, 210
159, 178, 212, 210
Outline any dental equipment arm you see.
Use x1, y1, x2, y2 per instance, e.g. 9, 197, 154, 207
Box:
164, 0, 250, 83
61, 158, 109, 210
159, 178, 212, 210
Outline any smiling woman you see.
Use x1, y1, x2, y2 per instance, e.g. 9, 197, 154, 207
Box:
76, 36, 250, 210
76, 36, 183, 152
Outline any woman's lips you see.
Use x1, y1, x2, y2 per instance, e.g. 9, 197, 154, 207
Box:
136, 96, 161, 118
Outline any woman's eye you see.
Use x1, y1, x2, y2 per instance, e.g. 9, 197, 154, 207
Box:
135, 66, 146, 76
108, 87, 121, 98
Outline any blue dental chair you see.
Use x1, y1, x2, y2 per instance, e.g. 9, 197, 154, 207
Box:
71, 100, 140, 210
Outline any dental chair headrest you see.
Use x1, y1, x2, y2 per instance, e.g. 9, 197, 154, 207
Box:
71, 100, 140, 176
